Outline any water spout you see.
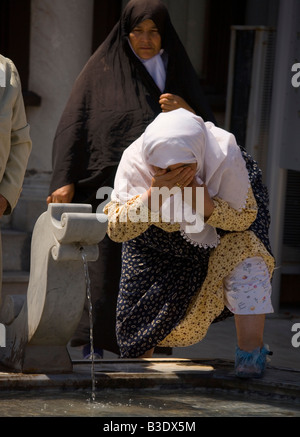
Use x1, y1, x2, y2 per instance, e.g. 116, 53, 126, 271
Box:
0, 203, 107, 374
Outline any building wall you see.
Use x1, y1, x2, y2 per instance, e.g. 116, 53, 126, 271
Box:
27, 0, 94, 173
13, 0, 94, 231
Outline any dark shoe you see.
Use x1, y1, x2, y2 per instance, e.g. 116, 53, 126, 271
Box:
82, 343, 103, 359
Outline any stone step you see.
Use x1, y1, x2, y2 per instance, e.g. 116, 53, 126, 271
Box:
1, 229, 31, 272
2, 270, 29, 296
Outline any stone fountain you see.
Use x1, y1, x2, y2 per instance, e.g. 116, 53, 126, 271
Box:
0, 203, 107, 374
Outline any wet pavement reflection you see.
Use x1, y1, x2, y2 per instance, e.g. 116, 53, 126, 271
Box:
0, 388, 299, 417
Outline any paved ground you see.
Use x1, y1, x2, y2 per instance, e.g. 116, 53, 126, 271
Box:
0, 308, 299, 408
98, 309, 300, 370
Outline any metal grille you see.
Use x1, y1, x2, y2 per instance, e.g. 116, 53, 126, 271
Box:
283, 170, 300, 250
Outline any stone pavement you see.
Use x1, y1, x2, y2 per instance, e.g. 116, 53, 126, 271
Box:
0, 309, 299, 404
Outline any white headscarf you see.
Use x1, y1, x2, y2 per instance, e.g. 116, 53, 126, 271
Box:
111, 108, 250, 247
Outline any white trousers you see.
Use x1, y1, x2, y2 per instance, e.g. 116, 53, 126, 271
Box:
223, 256, 273, 315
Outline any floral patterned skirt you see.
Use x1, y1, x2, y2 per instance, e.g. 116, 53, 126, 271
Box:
116, 226, 230, 358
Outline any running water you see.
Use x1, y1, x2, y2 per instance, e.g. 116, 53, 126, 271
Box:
80, 247, 96, 402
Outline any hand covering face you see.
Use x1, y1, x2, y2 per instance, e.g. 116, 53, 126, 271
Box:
111, 108, 250, 247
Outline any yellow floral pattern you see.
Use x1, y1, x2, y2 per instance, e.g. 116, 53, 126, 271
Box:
104, 187, 275, 348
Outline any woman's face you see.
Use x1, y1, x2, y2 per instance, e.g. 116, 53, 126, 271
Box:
129, 19, 162, 60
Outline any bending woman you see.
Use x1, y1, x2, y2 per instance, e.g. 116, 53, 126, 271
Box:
104, 108, 275, 378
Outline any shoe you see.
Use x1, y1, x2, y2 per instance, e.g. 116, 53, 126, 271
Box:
235, 344, 272, 378
82, 343, 103, 359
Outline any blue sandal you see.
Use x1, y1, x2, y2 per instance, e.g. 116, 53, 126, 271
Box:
235, 345, 272, 378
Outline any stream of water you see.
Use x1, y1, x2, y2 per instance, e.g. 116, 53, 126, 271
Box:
80, 247, 96, 402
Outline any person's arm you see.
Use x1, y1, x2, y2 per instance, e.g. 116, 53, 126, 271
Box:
206, 187, 257, 231
0, 59, 32, 216
103, 195, 152, 242
104, 165, 197, 242
104, 194, 180, 242
104, 165, 193, 242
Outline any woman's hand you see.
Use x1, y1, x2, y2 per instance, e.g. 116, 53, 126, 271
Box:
151, 166, 195, 190
0, 194, 8, 217
46, 183, 75, 204
159, 93, 195, 114
142, 166, 195, 211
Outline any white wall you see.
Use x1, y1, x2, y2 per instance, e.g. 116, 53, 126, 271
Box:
12, 0, 94, 231
27, 0, 94, 173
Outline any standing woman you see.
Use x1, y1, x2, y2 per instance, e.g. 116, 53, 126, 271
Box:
47, 0, 215, 356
